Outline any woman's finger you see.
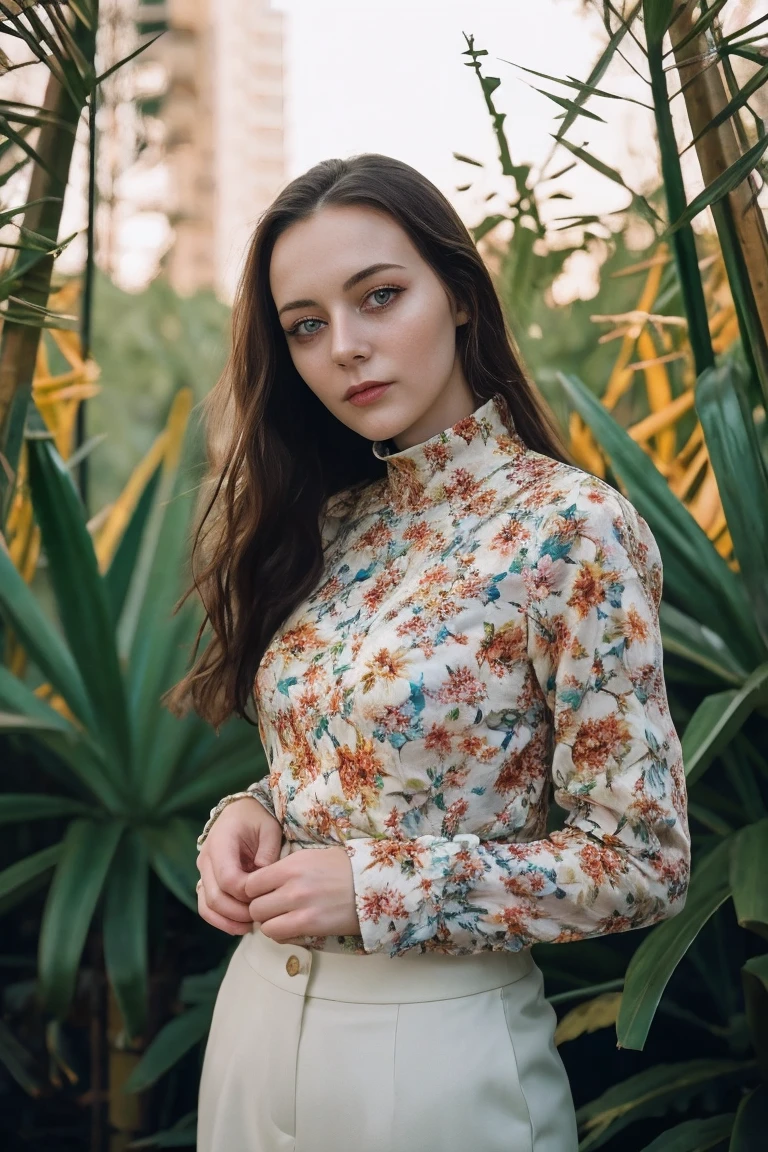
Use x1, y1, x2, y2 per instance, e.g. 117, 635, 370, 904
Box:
248, 888, 292, 925
197, 879, 253, 935
199, 853, 253, 923
253, 818, 285, 868
258, 912, 309, 944
210, 839, 258, 903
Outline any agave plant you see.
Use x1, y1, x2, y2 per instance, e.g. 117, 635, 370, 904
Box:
0, 407, 266, 1043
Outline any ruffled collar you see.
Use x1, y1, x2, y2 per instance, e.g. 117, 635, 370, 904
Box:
371, 392, 525, 513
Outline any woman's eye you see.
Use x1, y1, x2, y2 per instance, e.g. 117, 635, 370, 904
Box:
367, 287, 398, 308
285, 285, 402, 339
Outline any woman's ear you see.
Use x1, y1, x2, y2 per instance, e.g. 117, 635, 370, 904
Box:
455, 300, 470, 326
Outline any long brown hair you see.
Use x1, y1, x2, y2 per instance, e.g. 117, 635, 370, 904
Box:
164, 153, 568, 730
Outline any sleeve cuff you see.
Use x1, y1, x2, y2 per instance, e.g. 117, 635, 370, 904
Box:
196, 779, 275, 850
343, 833, 483, 956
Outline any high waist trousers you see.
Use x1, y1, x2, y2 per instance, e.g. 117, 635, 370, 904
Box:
197, 925, 579, 1151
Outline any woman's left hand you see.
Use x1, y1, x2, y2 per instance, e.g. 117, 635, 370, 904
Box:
243, 846, 361, 941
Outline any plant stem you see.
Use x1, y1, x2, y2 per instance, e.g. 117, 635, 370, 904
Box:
0, 9, 98, 527
669, 1, 768, 407
645, 3, 715, 378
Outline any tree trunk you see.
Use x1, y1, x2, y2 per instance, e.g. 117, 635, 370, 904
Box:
0, 16, 95, 524
669, 1, 768, 400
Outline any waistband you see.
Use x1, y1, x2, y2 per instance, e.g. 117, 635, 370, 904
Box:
241, 925, 535, 1003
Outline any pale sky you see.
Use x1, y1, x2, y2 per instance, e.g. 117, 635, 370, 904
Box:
273, 0, 656, 235
49, 0, 762, 294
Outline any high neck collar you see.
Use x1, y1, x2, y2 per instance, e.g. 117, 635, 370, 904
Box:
371, 392, 525, 513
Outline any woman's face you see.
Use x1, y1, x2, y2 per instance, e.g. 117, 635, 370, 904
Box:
269, 203, 474, 450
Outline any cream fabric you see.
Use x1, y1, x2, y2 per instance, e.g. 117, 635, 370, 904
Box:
197, 927, 579, 1151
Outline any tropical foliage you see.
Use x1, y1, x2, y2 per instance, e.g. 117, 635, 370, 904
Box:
1, 1, 767, 1150
454, 1, 768, 1145
0, 3, 258, 1146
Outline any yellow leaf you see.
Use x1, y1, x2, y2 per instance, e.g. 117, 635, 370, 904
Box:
627, 389, 695, 444
669, 442, 708, 501
712, 312, 739, 354
601, 244, 668, 411
48, 327, 85, 370
36, 382, 100, 405
33, 368, 86, 393
568, 412, 605, 478
93, 387, 193, 571
687, 465, 723, 534
637, 328, 675, 462
554, 992, 623, 1046
33, 684, 78, 726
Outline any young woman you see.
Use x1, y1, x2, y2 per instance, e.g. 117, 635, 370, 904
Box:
167, 153, 691, 1152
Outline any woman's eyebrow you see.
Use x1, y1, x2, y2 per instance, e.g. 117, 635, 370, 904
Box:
277, 263, 406, 317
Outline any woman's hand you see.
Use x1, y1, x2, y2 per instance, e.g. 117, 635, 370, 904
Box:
243, 846, 361, 942
196, 798, 284, 935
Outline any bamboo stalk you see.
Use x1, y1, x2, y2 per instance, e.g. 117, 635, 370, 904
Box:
669, 1, 768, 402
644, 1, 715, 378
0, 9, 97, 526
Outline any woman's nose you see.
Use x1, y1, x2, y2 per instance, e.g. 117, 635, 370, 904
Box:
329, 313, 371, 366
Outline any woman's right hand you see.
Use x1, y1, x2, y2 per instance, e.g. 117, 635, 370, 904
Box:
196, 799, 284, 934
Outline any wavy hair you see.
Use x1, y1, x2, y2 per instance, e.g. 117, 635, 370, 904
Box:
164, 153, 568, 730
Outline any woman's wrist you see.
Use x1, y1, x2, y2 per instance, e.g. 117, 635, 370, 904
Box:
196, 785, 269, 851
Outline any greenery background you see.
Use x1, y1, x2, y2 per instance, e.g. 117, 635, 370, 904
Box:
1, 2, 767, 1150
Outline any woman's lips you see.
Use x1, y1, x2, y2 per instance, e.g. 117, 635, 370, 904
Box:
347, 383, 392, 406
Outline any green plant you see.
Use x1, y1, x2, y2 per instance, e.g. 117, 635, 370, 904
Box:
464, 2, 768, 1146
559, 361, 768, 1147
0, 412, 265, 1043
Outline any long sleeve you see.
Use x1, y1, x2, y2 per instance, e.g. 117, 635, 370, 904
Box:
196, 777, 276, 850
196, 710, 278, 849
343, 486, 691, 957
195, 487, 359, 852
243, 776, 277, 818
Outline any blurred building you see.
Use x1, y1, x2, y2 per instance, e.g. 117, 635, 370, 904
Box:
136, 0, 287, 300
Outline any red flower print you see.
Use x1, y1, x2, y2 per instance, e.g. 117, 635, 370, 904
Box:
363, 565, 404, 613
523, 553, 557, 600
360, 647, 411, 693
437, 665, 486, 706
623, 605, 649, 645
403, 521, 432, 547
490, 516, 531, 556
279, 621, 324, 658
479, 619, 527, 677
567, 560, 621, 620
423, 439, 452, 471
489, 905, 531, 935
336, 736, 385, 810
357, 519, 393, 550
572, 714, 631, 772
424, 723, 452, 755
495, 728, 547, 794
359, 886, 408, 924
442, 797, 469, 836
453, 415, 483, 445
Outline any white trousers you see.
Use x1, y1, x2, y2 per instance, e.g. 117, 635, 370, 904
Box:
197, 926, 579, 1152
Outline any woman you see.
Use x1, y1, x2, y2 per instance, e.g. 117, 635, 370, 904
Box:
167, 153, 691, 1152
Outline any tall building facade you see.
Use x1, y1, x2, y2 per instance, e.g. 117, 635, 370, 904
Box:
138, 0, 287, 300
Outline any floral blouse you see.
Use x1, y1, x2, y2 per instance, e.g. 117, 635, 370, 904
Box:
199, 392, 691, 958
